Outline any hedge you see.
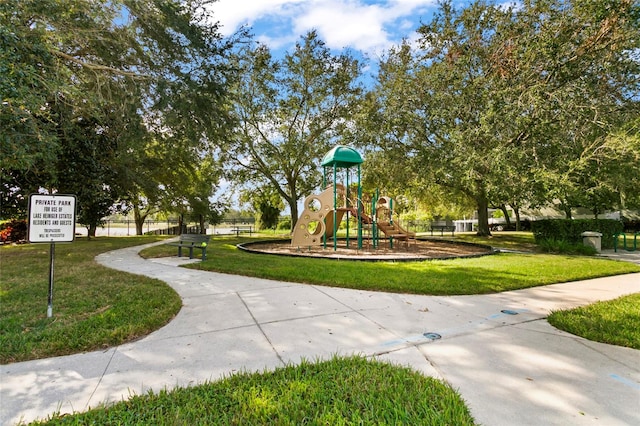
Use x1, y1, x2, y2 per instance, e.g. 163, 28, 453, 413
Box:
531, 219, 623, 250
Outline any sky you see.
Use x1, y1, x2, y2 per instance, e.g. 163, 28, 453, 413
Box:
206, 0, 446, 59
204, 0, 478, 210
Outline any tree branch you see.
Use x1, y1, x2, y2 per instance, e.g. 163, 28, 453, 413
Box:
52, 50, 147, 79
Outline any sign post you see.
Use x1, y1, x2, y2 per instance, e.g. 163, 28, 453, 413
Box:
28, 194, 76, 318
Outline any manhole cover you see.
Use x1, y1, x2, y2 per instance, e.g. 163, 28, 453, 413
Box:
423, 332, 442, 340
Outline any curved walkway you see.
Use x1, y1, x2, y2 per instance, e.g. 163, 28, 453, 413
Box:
2, 243, 639, 425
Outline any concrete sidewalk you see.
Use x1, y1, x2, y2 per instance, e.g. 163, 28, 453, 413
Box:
1, 243, 639, 425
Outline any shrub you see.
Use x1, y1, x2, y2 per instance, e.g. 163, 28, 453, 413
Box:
537, 238, 598, 255
531, 219, 623, 249
276, 217, 292, 231
0, 219, 27, 243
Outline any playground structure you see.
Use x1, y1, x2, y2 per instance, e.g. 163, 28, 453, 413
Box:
291, 145, 415, 251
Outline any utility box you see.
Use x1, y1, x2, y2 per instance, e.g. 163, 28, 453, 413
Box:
581, 231, 603, 252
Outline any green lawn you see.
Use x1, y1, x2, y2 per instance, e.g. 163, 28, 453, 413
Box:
35, 356, 476, 425
0, 236, 181, 364
454, 231, 538, 251
3, 233, 638, 425
548, 293, 640, 350
141, 235, 640, 296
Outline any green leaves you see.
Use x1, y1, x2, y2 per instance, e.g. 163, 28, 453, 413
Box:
367, 0, 640, 231
2, 0, 239, 231
227, 31, 364, 221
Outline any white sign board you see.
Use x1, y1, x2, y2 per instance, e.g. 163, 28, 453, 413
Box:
28, 194, 77, 243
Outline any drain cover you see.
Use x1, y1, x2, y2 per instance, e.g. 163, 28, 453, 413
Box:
423, 332, 442, 340
500, 309, 519, 315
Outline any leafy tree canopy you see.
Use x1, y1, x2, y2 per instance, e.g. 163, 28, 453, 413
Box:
1, 0, 240, 231
364, 0, 639, 234
225, 30, 364, 222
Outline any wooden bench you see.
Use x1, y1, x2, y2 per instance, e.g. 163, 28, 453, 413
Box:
168, 234, 211, 260
429, 225, 455, 236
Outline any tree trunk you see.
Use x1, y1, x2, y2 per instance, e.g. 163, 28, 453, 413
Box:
560, 203, 572, 219
476, 195, 492, 236
474, 181, 492, 236
178, 214, 184, 234
133, 204, 147, 235
287, 196, 299, 230
199, 214, 206, 234
499, 204, 511, 227
513, 207, 521, 231
87, 225, 97, 239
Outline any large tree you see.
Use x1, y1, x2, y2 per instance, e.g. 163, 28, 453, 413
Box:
225, 31, 363, 222
371, 3, 519, 235
368, 0, 639, 235
1, 0, 239, 228
512, 0, 640, 217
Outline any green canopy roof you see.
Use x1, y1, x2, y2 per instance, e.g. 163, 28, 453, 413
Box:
321, 145, 363, 168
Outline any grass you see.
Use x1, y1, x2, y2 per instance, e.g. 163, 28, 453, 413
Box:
548, 293, 640, 350
3, 232, 638, 424
34, 355, 476, 425
455, 231, 538, 251
140, 235, 640, 296
0, 236, 181, 364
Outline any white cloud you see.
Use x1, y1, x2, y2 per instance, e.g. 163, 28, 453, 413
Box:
293, 1, 389, 52
208, 0, 306, 34
207, 0, 438, 54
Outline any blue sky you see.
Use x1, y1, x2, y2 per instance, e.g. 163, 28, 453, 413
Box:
207, 0, 447, 58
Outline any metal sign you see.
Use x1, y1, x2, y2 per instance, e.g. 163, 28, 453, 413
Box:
28, 194, 77, 318
28, 194, 76, 243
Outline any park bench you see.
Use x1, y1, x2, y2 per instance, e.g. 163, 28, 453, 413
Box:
231, 225, 253, 237
429, 225, 455, 236
168, 234, 211, 260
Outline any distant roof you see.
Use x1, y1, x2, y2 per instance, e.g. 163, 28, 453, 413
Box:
321, 145, 363, 168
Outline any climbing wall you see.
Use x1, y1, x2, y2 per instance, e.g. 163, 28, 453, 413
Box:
291, 184, 345, 247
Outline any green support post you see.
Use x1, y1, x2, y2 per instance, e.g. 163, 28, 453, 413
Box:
357, 165, 362, 250
333, 164, 337, 251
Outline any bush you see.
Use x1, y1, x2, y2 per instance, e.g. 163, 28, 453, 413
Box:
531, 219, 623, 250
276, 217, 292, 231
537, 238, 598, 255
0, 219, 27, 243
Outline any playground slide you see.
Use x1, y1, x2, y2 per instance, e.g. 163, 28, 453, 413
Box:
323, 209, 345, 239
377, 221, 415, 240
344, 206, 374, 225
393, 221, 416, 237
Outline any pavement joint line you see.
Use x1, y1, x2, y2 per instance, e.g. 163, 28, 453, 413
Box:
574, 338, 640, 372
85, 348, 118, 411
257, 309, 365, 325
311, 285, 405, 344
236, 292, 286, 367
380, 314, 547, 350
138, 323, 260, 342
